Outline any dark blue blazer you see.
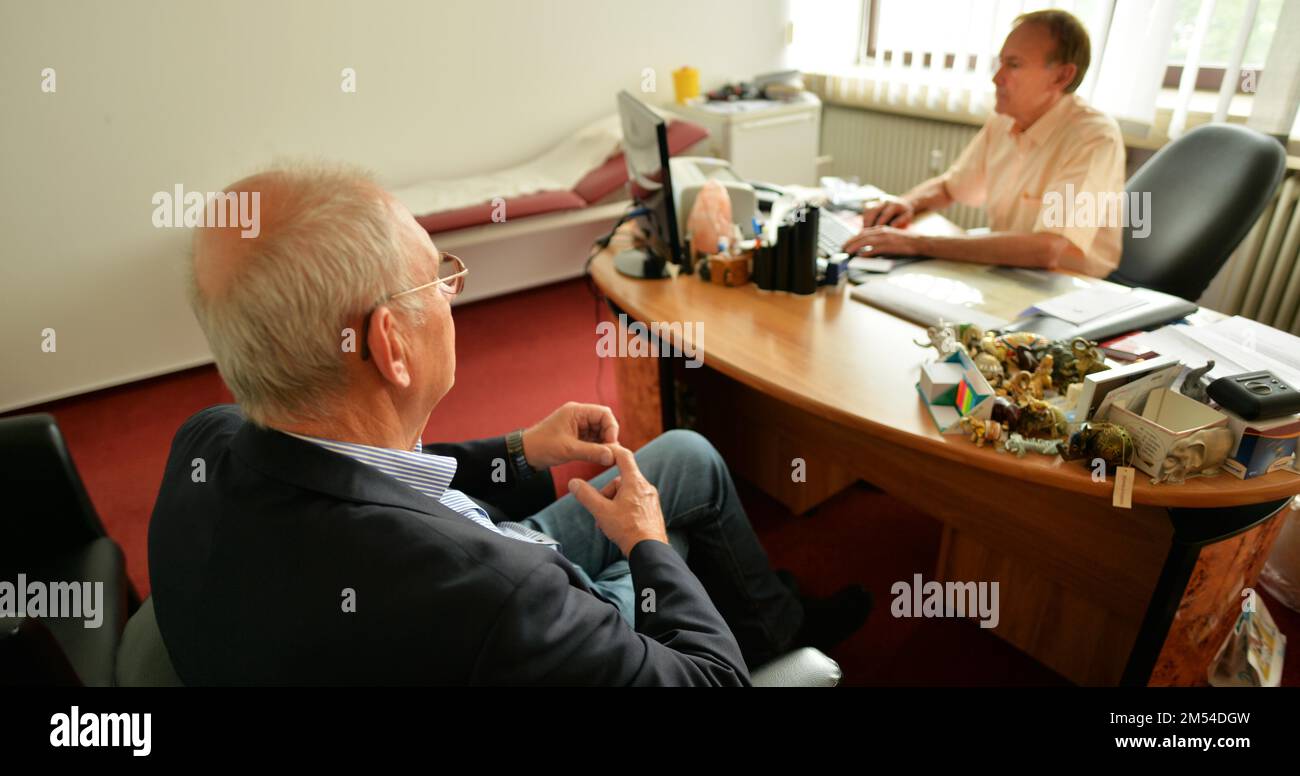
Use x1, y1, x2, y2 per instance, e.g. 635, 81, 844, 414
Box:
147, 405, 749, 685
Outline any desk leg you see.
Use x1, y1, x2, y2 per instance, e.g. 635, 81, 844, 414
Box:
1123, 498, 1292, 686
602, 300, 675, 450
601, 302, 857, 513
679, 362, 861, 515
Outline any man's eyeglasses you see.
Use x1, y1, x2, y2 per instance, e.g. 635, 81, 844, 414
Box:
359, 252, 468, 361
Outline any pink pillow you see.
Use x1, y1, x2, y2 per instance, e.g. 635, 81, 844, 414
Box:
573, 120, 710, 205
416, 190, 586, 235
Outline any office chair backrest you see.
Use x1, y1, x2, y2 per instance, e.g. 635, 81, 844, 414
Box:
0, 413, 108, 569
1110, 123, 1287, 301
0, 413, 140, 686
0, 616, 84, 686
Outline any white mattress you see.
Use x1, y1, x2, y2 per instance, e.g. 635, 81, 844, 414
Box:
390, 113, 625, 215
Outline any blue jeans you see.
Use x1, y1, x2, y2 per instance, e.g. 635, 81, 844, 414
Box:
521, 429, 803, 670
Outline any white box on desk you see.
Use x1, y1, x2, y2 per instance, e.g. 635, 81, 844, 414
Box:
916, 350, 994, 434
1109, 388, 1229, 477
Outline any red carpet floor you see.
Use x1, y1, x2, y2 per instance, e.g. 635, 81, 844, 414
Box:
11, 277, 1299, 686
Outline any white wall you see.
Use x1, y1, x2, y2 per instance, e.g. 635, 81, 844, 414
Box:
0, 0, 792, 412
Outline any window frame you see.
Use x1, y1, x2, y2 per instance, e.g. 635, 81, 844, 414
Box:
857, 0, 1264, 96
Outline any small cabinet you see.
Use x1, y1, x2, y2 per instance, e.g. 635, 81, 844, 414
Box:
668, 93, 822, 186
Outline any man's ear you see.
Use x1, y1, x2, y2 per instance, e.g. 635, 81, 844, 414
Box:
1054, 62, 1078, 93
366, 305, 412, 388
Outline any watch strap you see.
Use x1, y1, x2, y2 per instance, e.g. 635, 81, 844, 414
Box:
505, 429, 535, 480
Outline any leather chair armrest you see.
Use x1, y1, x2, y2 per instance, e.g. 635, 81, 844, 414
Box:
751, 647, 843, 688
115, 598, 183, 687
32, 536, 130, 687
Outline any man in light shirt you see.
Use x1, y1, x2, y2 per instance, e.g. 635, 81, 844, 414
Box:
843, 9, 1127, 278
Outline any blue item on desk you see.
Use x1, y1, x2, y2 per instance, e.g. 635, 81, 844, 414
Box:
820, 255, 850, 286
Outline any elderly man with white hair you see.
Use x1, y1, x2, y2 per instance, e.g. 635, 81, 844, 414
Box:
148, 163, 871, 685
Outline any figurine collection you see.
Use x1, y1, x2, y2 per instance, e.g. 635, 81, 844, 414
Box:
919, 322, 1108, 462
915, 320, 1282, 489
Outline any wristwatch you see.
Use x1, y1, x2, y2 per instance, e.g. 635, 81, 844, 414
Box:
505, 429, 535, 480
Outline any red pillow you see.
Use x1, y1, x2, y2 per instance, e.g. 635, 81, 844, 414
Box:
416, 190, 586, 235
572, 120, 710, 205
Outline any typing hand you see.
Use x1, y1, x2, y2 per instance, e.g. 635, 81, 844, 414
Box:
521, 402, 619, 469
862, 194, 915, 228
567, 444, 669, 556
842, 225, 922, 257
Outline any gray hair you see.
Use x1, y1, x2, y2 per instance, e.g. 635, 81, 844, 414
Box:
188, 162, 427, 426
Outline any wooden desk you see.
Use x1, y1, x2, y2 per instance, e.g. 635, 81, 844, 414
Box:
589, 218, 1299, 686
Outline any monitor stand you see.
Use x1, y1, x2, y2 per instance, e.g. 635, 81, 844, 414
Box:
613, 248, 669, 279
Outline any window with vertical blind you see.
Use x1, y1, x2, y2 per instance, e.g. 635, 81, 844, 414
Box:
1164, 0, 1284, 133
789, 0, 1293, 140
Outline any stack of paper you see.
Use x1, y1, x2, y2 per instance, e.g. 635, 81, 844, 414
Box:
1200, 317, 1300, 374
1032, 287, 1144, 325
1121, 317, 1300, 388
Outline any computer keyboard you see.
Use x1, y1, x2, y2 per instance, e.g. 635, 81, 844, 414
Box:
817, 210, 858, 257
817, 208, 922, 278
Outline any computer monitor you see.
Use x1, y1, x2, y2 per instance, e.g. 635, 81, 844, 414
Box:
615, 90, 684, 278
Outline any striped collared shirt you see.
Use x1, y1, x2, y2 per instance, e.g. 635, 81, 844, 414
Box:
286, 432, 559, 550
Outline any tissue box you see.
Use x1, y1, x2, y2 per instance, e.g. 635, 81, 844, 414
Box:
1220, 409, 1300, 479
1109, 388, 1229, 477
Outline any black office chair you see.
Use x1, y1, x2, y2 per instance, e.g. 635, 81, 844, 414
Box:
1108, 123, 1287, 301
0, 411, 839, 687
117, 477, 841, 686
116, 462, 841, 687
0, 616, 83, 686
0, 413, 135, 686
111, 594, 839, 687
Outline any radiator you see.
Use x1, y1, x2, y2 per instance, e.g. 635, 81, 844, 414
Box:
820, 103, 987, 230
1202, 172, 1300, 334
821, 101, 1300, 332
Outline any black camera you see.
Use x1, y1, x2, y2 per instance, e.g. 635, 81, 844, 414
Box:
1207, 371, 1300, 420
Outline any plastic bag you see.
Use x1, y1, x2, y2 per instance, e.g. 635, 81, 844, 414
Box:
1207, 594, 1286, 687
